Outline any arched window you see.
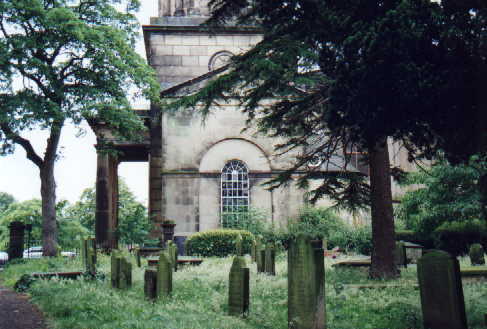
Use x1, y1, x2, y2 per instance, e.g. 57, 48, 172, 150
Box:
221, 160, 249, 227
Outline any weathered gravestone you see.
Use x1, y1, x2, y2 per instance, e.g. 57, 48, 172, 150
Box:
228, 256, 249, 316
8, 221, 25, 260
157, 252, 172, 298
417, 250, 467, 329
257, 248, 266, 273
82, 238, 97, 275
468, 243, 485, 266
111, 252, 132, 289
144, 268, 158, 300
166, 240, 178, 272
251, 239, 257, 263
288, 236, 325, 329
265, 244, 276, 276
235, 234, 243, 256
394, 241, 407, 268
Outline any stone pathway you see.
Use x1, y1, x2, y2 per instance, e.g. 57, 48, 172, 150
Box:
0, 285, 46, 329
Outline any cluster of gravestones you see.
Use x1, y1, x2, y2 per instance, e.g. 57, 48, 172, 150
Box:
80, 235, 485, 329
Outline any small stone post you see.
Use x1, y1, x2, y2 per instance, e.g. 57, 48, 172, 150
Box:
166, 240, 178, 272
417, 250, 467, 329
251, 239, 257, 263
135, 248, 141, 268
265, 244, 276, 276
288, 235, 325, 329
111, 251, 120, 288
228, 256, 250, 316
468, 243, 485, 266
83, 238, 97, 275
8, 221, 25, 260
157, 252, 172, 298
394, 241, 407, 268
235, 234, 243, 256
144, 268, 158, 300
257, 247, 266, 273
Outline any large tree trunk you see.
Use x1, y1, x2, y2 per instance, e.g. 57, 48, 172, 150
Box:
40, 124, 63, 256
40, 160, 58, 256
368, 138, 398, 279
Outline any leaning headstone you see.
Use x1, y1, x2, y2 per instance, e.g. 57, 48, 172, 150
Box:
468, 243, 485, 266
157, 252, 172, 298
228, 256, 250, 316
417, 250, 467, 329
235, 234, 243, 256
394, 241, 407, 268
288, 235, 325, 329
7, 221, 25, 260
144, 269, 158, 300
265, 244, 276, 276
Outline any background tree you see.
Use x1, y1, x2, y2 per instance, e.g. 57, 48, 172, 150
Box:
67, 179, 150, 247
0, 192, 15, 213
0, 0, 160, 255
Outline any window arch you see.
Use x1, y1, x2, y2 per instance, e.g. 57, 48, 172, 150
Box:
221, 160, 249, 227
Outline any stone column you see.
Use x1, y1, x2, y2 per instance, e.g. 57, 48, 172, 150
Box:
95, 150, 119, 250
149, 106, 164, 239
8, 221, 25, 260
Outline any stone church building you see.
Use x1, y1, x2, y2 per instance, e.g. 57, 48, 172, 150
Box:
91, 0, 413, 248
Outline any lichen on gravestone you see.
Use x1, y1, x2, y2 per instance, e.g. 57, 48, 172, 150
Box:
228, 256, 249, 316
157, 251, 173, 298
417, 250, 467, 329
288, 235, 325, 329
166, 240, 178, 271
394, 241, 407, 268
251, 239, 257, 263
468, 243, 485, 266
144, 268, 158, 300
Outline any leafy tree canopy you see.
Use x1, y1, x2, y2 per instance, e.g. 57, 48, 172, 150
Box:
0, 0, 160, 255
0, 192, 15, 213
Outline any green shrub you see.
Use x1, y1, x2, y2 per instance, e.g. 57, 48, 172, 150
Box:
433, 220, 487, 256
186, 229, 254, 257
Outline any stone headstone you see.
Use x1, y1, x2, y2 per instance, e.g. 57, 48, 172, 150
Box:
228, 256, 249, 316
468, 243, 485, 266
257, 248, 266, 273
417, 250, 467, 329
288, 235, 325, 329
394, 241, 407, 267
265, 244, 276, 276
251, 239, 257, 263
157, 252, 172, 298
144, 269, 158, 300
173, 236, 187, 256
166, 240, 178, 272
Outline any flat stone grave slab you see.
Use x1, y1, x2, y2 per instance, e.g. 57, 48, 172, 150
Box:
343, 283, 419, 290
460, 266, 487, 278
332, 258, 371, 268
148, 256, 203, 267
31, 271, 83, 280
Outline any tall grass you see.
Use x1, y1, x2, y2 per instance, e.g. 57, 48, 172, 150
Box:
1, 254, 486, 329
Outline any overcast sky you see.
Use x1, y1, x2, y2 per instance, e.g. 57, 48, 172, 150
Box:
0, 1, 159, 204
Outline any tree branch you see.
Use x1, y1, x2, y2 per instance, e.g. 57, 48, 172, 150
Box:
0, 124, 44, 168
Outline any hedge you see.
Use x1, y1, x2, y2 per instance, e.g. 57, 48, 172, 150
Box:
185, 229, 254, 257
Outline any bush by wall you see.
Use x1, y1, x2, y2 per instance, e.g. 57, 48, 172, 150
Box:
185, 229, 254, 257
433, 220, 487, 256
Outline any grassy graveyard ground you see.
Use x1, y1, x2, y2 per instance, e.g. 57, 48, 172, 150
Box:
0, 254, 486, 329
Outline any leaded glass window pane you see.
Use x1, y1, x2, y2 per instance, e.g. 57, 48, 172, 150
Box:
221, 160, 249, 228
